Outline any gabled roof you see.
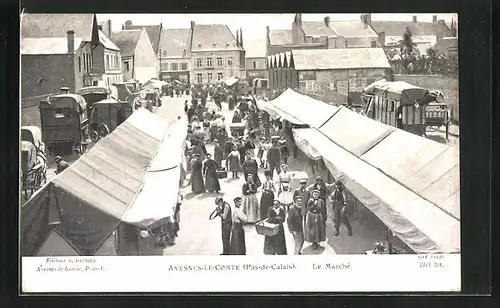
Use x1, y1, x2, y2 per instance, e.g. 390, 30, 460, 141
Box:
302, 21, 338, 37
191, 24, 243, 52
370, 21, 454, 38
292, 48, 391, 70
329, 21, 378, 38
245, 38, 266, 58
99, 30, 119, 51
158, 28, 191, 57
21, 13, 95, 41
21, 37, 83, 55
111, 29, 143, 57
269, 30, 292, 45
128, 24, 162, 53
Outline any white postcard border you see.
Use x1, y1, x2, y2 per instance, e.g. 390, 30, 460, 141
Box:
22, 254, 461, 293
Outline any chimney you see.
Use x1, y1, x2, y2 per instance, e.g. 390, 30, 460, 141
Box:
432, 15, 438, 23
366, 13, 372, 25
412, 16, 417, 23
125, 20, 132, 29
294, 13, 302, 25
66, 30, 75, 54
236, 29, 240, 46
191, 21, 195, 30
240, 27, 243, 47
378, 31, 386, 46
107, 19, 112, 38
438, 19, 446, 25
324, 16, 330, 27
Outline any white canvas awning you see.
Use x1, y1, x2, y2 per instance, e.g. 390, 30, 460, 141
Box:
293, 128, 460, 253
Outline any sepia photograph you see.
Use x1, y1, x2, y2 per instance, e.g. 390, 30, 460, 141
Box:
20, 12, 460, 292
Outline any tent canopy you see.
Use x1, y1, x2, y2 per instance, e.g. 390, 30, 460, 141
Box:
225, 76, 240, 87
268, 89, 339, 128
292, 128, 460, 253
319, 106, 395, 157
123, 116, 188, 227
21, 109, 184, 256
361, 129, 459, 220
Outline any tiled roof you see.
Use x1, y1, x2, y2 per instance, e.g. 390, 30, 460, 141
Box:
329, 21, 377, 38
292, 48, 391, 70
269, 30, 292, 45
21, 37, 83, 55
158, 28, 191, 57
99, 30, 120, 51
345, 37, 377, 48
302, 21, 338, 37
128, 24, 162, 53
191, 24, 242, 52
21, 13, 95, 41
370, 21, 454, 38
434, 37, 458, 53
245, 38, 266, 58
111, 29, 142, 56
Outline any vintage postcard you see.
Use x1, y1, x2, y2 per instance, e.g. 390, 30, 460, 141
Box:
20, 13, 460, 293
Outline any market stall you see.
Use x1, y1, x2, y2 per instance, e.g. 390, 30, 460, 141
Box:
291, 127, 460, 254
21, 110, 188, 256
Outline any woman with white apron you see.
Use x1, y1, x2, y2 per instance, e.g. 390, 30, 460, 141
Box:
277, 164, 294, 212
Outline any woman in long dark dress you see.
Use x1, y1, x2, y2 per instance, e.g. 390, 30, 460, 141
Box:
230, 197, 248, 255
263, 200, 287, 255
203, 153, 221, 193
226, 146, 241, 179
241, 152, 261, 187
241, 174, 260, 223
190, 154, 205, 194
304, 190, 327, 250
260, 170, 275, 221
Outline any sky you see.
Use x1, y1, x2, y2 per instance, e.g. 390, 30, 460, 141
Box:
97, 13, 458, 56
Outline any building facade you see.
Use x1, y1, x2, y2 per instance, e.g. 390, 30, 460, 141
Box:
268, 48, 391, 105
20, 13, 102, 99
190, 22, 245, 85
112, 29, 157, 83
123, 20, 163, 76
266, 14, 379, 57
245, 57, 268, 80
158, 28, 192, 84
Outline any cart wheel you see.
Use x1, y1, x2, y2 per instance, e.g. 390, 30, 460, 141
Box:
98, 124, 110, 139
90, 129, 100, 142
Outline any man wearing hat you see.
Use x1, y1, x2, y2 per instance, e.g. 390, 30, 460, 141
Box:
294, 179, 311, 221
287, 196, 305, 255
214, 197, 232, 255
266, 140, 282, 177
307, 176, 336, 204
230, 196, 247, 255
55, 156, 70, 174
330, 180, 352, 236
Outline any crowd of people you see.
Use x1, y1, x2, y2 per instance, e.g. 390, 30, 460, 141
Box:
179, 84, 354, 256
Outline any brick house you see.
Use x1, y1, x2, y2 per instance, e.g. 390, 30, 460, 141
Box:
190, 22, 245, 85
158, 28, 192, 84
268, 48, 391, 105
266, 13, 379, 57
111, 29, 157, 83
